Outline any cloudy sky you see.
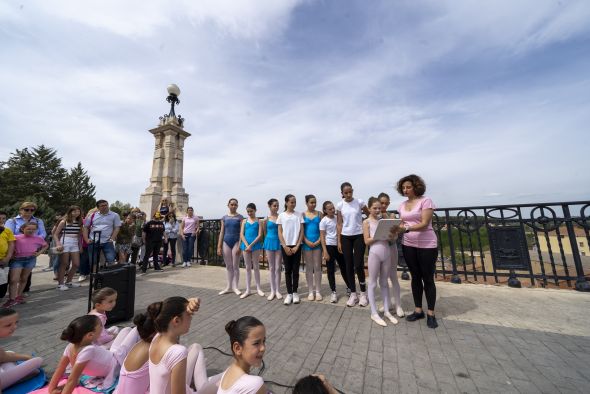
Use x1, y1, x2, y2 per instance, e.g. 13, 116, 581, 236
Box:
1, 0, 589, 218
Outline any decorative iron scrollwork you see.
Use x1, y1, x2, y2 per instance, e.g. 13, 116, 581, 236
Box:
529, 206, 562, 232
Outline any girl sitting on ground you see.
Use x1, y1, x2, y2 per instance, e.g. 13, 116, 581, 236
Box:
89, 287, 120, 346
115, 298, 201, 394
148, 296, 212, 393
45, 315, 136, 393
0, 308, 44, 391
218, 316, 269, 394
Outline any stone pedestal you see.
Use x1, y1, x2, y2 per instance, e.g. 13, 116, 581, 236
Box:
140, 117, 191, 218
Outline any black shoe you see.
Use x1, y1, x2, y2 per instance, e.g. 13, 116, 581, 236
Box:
154, 268, 163, 272
405, 311, 425, 322
427, 315, 438, 329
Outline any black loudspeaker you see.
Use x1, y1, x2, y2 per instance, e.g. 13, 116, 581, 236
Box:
90, 264, 136, 325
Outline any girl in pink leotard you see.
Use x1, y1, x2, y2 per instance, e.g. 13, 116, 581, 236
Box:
363, 198, 398, 327
218, 316, 269, 394
46, 315, 137, 394
149, 296, 216, 394
88, 287, 120, 346
0, 308, 44, 391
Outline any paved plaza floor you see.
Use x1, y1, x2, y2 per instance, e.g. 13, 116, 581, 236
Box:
6, 260, 590, 394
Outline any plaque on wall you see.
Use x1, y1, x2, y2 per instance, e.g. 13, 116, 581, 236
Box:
488, 227, 530, 270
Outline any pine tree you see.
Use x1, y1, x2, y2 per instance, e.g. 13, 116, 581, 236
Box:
62, 162, 97, 212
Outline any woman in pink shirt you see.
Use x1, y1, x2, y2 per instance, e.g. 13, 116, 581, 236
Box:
4, 222, 48, 307
180, 207, 199, 268
394, 174, 439, 329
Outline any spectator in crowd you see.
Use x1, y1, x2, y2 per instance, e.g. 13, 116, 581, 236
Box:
52, 206, 83, 291
141, 212, 165, 274
158, 198, 174, 217
129, 210, 146, 265
83, 200, 121, 268
77, 208, 97, 282
163, 212, 179, 267
46, 214, 64, 275
0, 211, 15, 301
116, 213, 134, 263
5, 202, 46, 297
180, 207, 199, 268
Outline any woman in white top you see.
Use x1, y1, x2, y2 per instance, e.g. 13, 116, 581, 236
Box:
218, 316, 268, 394
336, 182, 370, 307
320, 201, 350, 303
277, 194, 304, 305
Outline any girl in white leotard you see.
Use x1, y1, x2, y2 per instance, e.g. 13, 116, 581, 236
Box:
363, 197, 399, 327
218, 316, 269, 394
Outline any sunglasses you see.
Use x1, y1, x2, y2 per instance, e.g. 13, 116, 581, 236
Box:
22, 208, 36, 212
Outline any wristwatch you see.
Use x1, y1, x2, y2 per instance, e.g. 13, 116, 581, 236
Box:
405, 226, 411, 233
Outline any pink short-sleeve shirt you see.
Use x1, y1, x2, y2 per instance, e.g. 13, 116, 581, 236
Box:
399, 197, 438, 249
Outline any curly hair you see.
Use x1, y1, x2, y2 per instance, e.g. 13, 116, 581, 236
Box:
397, 174, 426, 197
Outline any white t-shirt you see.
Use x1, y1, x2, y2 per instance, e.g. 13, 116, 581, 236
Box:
319, 216, 338, 246
277, 211, 304, 246
336, 198, 366, 236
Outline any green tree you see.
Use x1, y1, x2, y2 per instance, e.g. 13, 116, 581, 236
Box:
109, 200, 133, 215
0, 145, 96, 220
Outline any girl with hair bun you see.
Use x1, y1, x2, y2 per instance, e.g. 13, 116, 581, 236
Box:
277, 194, 304, 305
303, 195, 323, 301
219, 316, 268, 394
239, 203, 264, 299
148, 296, 216, 393
217, 199, 244, 296
263, 199, 282, 301
320, 201, 350, 303
45, 315, 137, 393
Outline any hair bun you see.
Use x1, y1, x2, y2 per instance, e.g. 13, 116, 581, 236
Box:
60, 326, 74, 341
133, 312, 147, 326
147, 302, 163, 320
225, 320, 236, 334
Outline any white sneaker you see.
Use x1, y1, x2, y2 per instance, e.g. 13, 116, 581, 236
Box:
186, 261, 192, 267
359, 292, 368, 307
384, 311, 399, 325
275, 292, 283, 300
330, 292, 338, 303
315, 292, 323, 301
65, 282, 81, 288
182, 262, 187, 268
57, 284, 69, 291
371, 314, 387, 327
267, 292, 275, 301
346, 293, 358, 307
293, 293, 300, 304
77, 275, 87, 282
308, 292, 315, 301
284, 294, 293, 305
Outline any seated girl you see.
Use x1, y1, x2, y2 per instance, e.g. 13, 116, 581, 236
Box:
45, 315, 136, 394
218, 316, 269, 394
148, 296, 214, 394
115, 298, 202, 394
88, 287, 120, 347
0, 308, 44, 391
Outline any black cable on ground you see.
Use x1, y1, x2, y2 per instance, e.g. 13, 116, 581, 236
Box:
203, 346, 346, 394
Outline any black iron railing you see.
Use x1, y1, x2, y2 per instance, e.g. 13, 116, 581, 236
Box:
194, 201, 590, 291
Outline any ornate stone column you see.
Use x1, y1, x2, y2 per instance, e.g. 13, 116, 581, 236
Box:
139, 84, 191, 218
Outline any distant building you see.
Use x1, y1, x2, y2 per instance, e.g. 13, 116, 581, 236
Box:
537, 226, 589, 256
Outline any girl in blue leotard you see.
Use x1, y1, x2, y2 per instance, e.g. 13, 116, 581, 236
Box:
303, 194, 323, 301
217, 198, 244, 296
239, 203, 264, 299
263, 198, 282, 301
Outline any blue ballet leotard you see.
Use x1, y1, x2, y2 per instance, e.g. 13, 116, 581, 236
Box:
302, 214, 321, 251
240, 219, 262, 251
223, 214, 243, 248
263, 219, 281, 251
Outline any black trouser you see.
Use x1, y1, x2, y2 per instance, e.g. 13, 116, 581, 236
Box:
162, 238, 177, 266
402, 245, 438, 310
341, 234, 366, 292
0, 282, 7, 299
130, 245, 140, 264
326, 245, 349, 292
142, 241, 162, 272
281, 246, 301, 294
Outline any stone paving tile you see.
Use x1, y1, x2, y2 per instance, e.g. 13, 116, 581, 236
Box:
5, 265, 590, 394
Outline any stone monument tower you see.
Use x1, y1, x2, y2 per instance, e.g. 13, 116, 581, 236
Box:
139, 84, 190, 218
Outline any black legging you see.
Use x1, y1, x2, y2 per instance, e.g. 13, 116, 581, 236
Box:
326, 245, 349, 292
341, 234, 366, 292
402, 245, 438, 310
282, 246, 301, 294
